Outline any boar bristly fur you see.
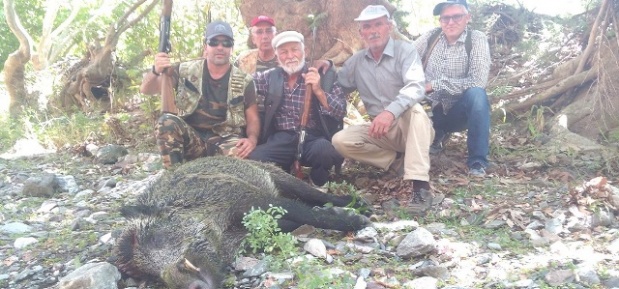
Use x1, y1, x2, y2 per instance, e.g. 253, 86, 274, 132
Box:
114, 156, 371, 289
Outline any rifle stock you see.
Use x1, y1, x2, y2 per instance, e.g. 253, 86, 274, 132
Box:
291, 26, 318, 180
159, 0, 177, 114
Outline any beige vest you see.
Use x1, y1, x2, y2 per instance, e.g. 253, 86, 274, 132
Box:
175, 59, 254, 137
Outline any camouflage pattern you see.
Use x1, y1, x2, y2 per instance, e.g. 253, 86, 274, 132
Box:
234, 49, 279, 113
176, 59, 253, 138
156, 113, 242, 168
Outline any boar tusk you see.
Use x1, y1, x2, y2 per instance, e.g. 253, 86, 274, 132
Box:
184, 258, 201, 272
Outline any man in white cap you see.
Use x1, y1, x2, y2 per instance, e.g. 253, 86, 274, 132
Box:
140, 20, 260, 168
414, 0, 491, 177
332, 5, 440, 214
248, 31, 346, 188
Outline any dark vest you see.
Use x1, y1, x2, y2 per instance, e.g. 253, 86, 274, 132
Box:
260, 66, 343, 144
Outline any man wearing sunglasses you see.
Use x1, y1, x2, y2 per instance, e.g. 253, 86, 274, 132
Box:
140, 20, 260, 169
414, 0, 491, 177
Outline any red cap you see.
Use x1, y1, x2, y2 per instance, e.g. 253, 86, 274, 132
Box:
250, 15, 275, 26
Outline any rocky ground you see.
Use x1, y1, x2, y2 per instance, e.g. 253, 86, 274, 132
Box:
0, 129, 619, 289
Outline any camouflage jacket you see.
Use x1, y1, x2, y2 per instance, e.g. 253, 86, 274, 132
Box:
175, 59, 254, 137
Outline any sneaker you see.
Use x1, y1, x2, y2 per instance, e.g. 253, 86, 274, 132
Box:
430, 130, 450, 155
468, 162, 486, 177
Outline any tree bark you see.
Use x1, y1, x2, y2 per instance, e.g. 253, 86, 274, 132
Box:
54, 0, 158, 112
3, 0, 35, 116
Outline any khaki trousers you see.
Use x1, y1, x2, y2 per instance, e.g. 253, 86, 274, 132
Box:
332, 103, 434, 181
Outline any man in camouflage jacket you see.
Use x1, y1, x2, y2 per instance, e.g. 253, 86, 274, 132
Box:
140, 20, 259, 168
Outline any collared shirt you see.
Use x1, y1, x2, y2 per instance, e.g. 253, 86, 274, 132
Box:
337, 38, 426, 118
414, 28, 491, 113
253, 65, 346, 132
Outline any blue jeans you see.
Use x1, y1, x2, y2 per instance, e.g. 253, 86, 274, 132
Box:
431, 87, 490, 168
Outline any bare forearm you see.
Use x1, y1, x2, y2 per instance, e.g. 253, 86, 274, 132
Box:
140, 72, 161, 95
244, 105, 260, 144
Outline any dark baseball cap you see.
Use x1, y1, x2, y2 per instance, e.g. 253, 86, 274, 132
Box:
250, 15, 275, 26
433, 0, 468, 16
204, 20, 234, 41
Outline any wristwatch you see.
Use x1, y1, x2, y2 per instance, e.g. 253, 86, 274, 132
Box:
151, 65, 161, 76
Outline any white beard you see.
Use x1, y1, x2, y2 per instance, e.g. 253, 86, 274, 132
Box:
280, 56, 306, 75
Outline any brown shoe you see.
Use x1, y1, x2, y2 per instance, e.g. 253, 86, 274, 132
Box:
407, 188, 444, 216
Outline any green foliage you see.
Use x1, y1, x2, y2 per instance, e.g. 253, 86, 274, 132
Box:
0, 114, 25, 153
240, 205, 297, 257
324, 181, 372, 216
0, 0, 45, 71
293, 258, 356, 289
28, 111, 110, 149
524, 105, 552, 138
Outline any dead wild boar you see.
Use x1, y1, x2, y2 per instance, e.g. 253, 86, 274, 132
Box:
113, 156, 371, 289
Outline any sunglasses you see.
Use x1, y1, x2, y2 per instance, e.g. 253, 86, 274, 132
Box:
439, 13, 467, 24
206, 38, 234, 48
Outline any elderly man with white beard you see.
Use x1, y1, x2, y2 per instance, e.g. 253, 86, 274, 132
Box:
248, 31, 346, 188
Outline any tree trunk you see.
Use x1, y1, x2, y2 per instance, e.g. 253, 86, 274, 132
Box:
51, 0, 158, 113
238, 0, 400, 65
3, 0, 35, 116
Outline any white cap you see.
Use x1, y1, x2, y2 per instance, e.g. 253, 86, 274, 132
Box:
354, 5, 390, 22
271, 31, 304, 49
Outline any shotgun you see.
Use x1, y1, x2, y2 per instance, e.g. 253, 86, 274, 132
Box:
159, 0, 177, 114
291, 26, 317, 179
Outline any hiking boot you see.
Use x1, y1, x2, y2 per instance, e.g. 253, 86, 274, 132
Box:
408, 187, 445, 216
468, 162, 486, 178
430, 130, 450, 155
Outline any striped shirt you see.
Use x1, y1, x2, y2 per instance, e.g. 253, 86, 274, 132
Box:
414, 28, 491, 113
253, 65, 346, 132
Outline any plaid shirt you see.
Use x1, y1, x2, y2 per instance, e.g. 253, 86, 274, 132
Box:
254, 65, 346, 132
414, 28, 491, 113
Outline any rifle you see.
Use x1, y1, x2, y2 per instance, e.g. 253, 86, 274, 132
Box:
159, 0, 177, 114
291, 26, 317, 179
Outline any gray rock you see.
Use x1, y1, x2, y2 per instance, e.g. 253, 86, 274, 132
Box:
396, 227, 436, 258
545, 269, 575, 286
14, 237, 38, 249
23, 173, 58, 197
1, 222, 33, 234
95, 144, 128, 165
56, 175, 79, 194
58, 262, 120, 289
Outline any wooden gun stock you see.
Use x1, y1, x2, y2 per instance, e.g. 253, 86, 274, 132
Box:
292, 83, 313, 179
159, 0, 177, 114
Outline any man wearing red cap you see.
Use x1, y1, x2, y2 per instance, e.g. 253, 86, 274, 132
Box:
235, 15, 278, 75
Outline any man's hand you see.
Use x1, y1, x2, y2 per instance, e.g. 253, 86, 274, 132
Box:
312, 59, 331, 74
303, 67, 321, 87
154, 52, 173, 76
303, 67, 330, 109
235, 138, 256, 159
369, 111, 395, 138
425, 82, 433, 94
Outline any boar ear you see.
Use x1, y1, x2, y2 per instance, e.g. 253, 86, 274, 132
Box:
120, 205, 163, 219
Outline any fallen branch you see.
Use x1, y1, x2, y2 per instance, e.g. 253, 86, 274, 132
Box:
506, 68, 598, 113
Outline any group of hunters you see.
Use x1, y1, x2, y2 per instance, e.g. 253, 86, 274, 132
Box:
140, 0, 491, 214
